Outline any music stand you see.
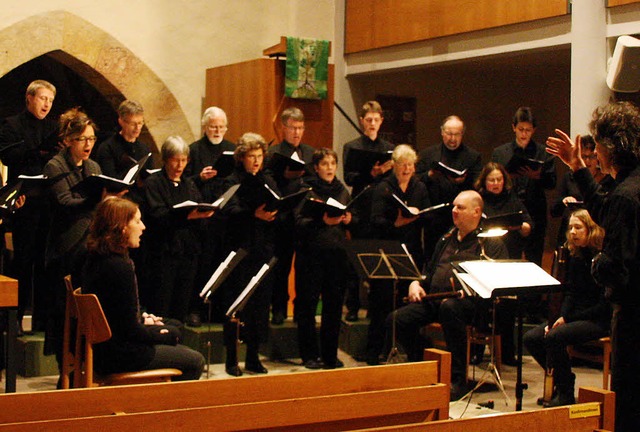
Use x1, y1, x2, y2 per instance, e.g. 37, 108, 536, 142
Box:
224, 257, 278, 376
454, 260, 561, 411
198, 249, 247, 377
347, 240, 422, 363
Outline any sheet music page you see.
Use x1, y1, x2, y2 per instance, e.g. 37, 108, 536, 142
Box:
459, 261, 560, 290
200, 251, 236, 297
123, 163, 139, 183
226, 263, 270, 315
455, 273, 493, 298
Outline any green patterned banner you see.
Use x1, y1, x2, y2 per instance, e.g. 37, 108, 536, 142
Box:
285, 37, 329, 100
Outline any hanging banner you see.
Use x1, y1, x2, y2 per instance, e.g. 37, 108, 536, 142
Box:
285, 37, 329, 100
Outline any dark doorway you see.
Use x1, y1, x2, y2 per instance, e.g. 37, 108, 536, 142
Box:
0, 52, 120, 144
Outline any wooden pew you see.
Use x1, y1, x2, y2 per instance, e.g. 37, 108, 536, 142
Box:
349, 386, 615, 432
0, 349, 451, 431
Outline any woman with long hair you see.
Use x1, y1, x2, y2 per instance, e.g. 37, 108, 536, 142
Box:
83, 197, 204, 380
524, 209, 610, 406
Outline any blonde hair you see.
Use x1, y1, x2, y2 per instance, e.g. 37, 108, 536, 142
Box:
566, 209, 604, 256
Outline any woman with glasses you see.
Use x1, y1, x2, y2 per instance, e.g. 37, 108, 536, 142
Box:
43, 107, 120, 381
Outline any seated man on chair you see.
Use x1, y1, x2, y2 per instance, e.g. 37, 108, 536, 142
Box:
386, 190, 508, 400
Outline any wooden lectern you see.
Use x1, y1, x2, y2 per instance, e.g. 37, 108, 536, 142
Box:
0, 275, 18, 393
204, 37, 334, 151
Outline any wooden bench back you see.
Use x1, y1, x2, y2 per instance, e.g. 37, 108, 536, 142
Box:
0, 350, 450, 425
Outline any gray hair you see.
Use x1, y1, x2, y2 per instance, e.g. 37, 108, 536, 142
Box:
201, 106, 228, 126
161, 136, 190, 161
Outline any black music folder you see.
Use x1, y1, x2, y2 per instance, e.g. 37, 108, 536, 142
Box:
392, 194, 451, 218
71, 152, 151, 196
0, 181, 22, 216
268, 151, 306, 176
213, 151, 236, 178
505, 154, 544, 174
262, 184, 310, 212
172, 183, 240, 214
16, 171, 72, 197
432, 161, 467, 178
301, 185, 371, 218
345, 147, 393, 176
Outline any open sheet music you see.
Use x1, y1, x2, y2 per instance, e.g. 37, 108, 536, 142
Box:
455, 260, 560, 299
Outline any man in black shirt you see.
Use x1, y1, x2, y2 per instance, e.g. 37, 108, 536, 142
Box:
0, 80, 58, 332
265, 107, 315, 325
387, 190, 508, 400
95, 100, 155, 206
417, 115, 482, 263
342, 101, 395, 321
184, 107, 236, 324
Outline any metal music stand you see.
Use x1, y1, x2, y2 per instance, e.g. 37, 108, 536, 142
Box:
347, 240, 422, 363
454, 259, 561, 411
198, 249, 247, 377
225, 257, 278, 376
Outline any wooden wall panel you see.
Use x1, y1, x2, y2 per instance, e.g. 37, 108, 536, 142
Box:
345, 0, 569, 53
608, 0, 640, 6
205, 58, 333, 150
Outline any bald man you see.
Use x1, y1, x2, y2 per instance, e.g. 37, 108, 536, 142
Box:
386, 190, 508, 400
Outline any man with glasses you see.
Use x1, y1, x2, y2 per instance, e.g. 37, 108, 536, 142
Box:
265, 107, 315, 325
95, 100, 155, 205
184, 106, 236, 326
416, 115, 482, 262
0, 80, 59, 334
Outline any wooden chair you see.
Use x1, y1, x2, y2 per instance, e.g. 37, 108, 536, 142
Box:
71, 287, 182, 387
567, 336, 611, 390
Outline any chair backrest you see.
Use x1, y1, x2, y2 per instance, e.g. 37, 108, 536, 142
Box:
72, 288, 112, 387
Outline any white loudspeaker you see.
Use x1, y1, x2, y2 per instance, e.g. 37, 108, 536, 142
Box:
606, 35, 640, 93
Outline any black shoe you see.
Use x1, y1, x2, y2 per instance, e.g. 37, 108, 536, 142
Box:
225, 365, 243, 377
185, 312, 202, 328
245, 361, 268, 374
544, 393, 575, 407
345, 310, 359, 322
303, 359, 324, 369
323, 358, 344, 369
271, 312, 285, 325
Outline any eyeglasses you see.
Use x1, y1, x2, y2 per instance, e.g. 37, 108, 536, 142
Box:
73, 136, 98, 144
206, 125, 227, 131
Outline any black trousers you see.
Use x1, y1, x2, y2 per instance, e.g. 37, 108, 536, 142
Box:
524, 319, 607, 388
390, 296, 487, 384
611, 304, 640, 432
295, 247, 347, 365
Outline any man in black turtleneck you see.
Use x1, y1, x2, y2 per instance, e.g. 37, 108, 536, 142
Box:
95, 100, 155, 206
416, 115, 482, 262
0, 80, 59, 333
342, 101, 395, 321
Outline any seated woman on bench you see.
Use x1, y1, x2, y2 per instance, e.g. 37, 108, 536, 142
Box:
524, 209, 610, 406
83, 197, 205, 380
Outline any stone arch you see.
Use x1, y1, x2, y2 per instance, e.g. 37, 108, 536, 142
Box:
0, 10, 194, 151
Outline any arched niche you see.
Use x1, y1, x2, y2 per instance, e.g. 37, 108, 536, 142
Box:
0, 10, 194, 154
